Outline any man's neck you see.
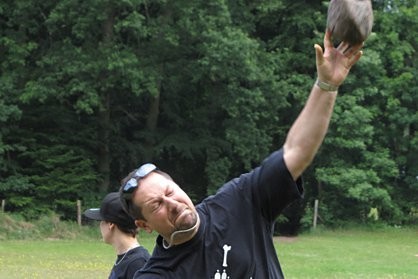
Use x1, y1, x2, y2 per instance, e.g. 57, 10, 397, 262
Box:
114, 235, 140, 254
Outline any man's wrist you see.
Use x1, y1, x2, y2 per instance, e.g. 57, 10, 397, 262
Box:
315, 78, 339, 92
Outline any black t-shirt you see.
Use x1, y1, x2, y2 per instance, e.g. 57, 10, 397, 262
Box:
109, 246, 150, 279
135, 149, 303, 278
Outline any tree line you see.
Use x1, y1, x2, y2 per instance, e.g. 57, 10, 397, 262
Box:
0, 0, 416, 231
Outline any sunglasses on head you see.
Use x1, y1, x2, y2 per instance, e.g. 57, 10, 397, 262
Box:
121, 163, 157, 201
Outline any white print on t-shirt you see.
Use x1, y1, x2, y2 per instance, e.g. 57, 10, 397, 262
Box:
212, 244, 255, 279
213, 269, 229, 279
212, 244, 232, 279
222, 244, 231, 267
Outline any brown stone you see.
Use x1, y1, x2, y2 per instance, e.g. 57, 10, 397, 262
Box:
327, 0, 374, 44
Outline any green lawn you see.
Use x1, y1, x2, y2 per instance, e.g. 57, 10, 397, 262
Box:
277, 227, 418, 279
0, 228, 416, 278
0, 231, 158, 279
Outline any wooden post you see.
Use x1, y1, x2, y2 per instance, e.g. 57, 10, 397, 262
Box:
313, 199, 319, 229
1, 199, 5, 212
77, 200, 82, 226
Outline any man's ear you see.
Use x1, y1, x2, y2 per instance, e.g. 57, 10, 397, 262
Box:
135, 219, 152, 233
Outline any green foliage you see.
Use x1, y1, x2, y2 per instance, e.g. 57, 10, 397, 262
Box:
300, 0, 418, 228
0, 0, 416, 230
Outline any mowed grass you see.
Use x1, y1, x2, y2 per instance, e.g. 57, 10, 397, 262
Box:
0, 227, 416, 278
277, 227, 418, 279
0, 230, 158, 279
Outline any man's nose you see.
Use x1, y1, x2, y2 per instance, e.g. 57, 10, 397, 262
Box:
164, 197, 182, 214
163, 196, 177, 207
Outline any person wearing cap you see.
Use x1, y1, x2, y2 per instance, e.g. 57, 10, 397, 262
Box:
83, 192, 150, 279
119, 30, 364, 278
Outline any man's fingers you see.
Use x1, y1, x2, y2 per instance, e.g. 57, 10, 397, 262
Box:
337, 41, 350, 53
347, 50, 363, 68
324, 29, 334, 49
314, 44, 324, 66
346, 44, 364, 56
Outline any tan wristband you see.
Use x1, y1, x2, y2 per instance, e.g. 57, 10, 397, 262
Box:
316, 79, 338, 92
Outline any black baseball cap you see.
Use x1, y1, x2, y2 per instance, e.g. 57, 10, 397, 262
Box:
83, 192, 137, 230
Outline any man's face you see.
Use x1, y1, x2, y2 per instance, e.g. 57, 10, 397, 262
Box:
132, 172, 198, 240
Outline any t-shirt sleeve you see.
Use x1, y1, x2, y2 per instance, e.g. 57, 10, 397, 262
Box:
216, 148, 303, 223
255, 148, 303, 221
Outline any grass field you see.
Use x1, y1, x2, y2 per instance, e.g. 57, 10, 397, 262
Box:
0, 227, 416, 278
277, 227, 417, 279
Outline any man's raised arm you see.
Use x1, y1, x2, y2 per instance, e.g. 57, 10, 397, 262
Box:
283, 31, 363, 180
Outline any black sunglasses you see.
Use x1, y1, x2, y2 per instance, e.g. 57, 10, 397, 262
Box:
121, 163, 157, 200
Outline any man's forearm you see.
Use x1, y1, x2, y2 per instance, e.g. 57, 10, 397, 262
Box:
283, 83, 337, 180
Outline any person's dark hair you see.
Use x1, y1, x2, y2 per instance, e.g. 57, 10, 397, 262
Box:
115, 223, 139, 237
120, 168, 173, 220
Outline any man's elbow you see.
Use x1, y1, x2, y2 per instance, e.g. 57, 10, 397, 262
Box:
283, 145, 315, 179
